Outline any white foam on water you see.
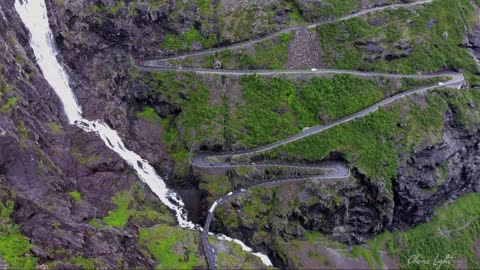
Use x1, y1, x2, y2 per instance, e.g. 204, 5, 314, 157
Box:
216, 234, 273, 266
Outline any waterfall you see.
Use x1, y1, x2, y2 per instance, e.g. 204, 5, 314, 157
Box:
14, 0, 197, 230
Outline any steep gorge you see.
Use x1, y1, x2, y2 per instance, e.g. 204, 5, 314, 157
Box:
2, 0, 480, 269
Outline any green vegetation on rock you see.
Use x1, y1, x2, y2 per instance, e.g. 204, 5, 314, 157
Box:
16, 121, 29, 148
354, 192, 480, 269
138, 225, 206, 269
0, 71, 16, 114
0, 191, 37, 269
196, 32, 294, 70
136, 106, 161, 123
317, 0, 478, 73
139, 72, 224, 177
231, 74, 442, 148
46, 256, 105, 269
103, 191, 131, 227
47, 122, 63, 134
209, 237, 269, 269
69, 191, 81, 202
102, 185, 174, 228
70, 144, 99, 167
163, 26, 217, 52
137, 71, 446, 181
261, 88, 476, 188
0, 96, 17, 113
199, 173, 232, 200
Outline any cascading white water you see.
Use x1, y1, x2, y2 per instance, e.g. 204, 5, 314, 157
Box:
209, 199, 273, 266
215, 233, 273, 266
14, 0, 196, 230
15, 0, 273, 266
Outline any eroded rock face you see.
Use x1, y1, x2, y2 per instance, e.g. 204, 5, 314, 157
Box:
204, 166, 395, 268
394, 111, 480, 228
355, 39, 412, 63
0, 1, 163, 267
43, 0, 183, 179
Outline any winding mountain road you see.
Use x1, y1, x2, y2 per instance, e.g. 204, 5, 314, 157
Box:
192, 70, 463, 270
136, 46, 465, 270
132, 1, 469, 269
201, 166, 351, 269
138, 0, 432, 65
189, 71, 463, 165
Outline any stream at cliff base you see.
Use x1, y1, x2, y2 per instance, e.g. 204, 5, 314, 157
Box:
14, 0, 272, 266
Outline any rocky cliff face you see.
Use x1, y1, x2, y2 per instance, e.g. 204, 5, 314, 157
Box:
44, 0, 178, 181
394, 110, 480, 228
0, 0, 168, 267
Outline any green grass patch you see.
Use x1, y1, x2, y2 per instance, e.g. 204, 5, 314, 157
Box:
162, 26, 217, 52
47, 122, 63, 134
47, 256, 104, 269
352, 246, 376, 269
103, 191, 132, 227
70, 145, 99, 167
355, 193, 480, 269
177, 32, 293, 70
0, 97, 17, 113
91, 3, 107, 13
317, 0, 478, 73
0, 194, 37, 269
199, 174, 232, 199
215, 187, 283, 234
236, 166, 254, 176
235, 32, 293, 70
308, 250, 331, 266
101, 184, 174, 228
69, 191, 81, 202
0, 84, 9, 95
138, 225, 205, 269
298, 0, 361, 21
70, 257, 96, 269
88, 219, 103, 228
136, 106, 161, 123
140, 72, 224, 178
145, 72, 224, 149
